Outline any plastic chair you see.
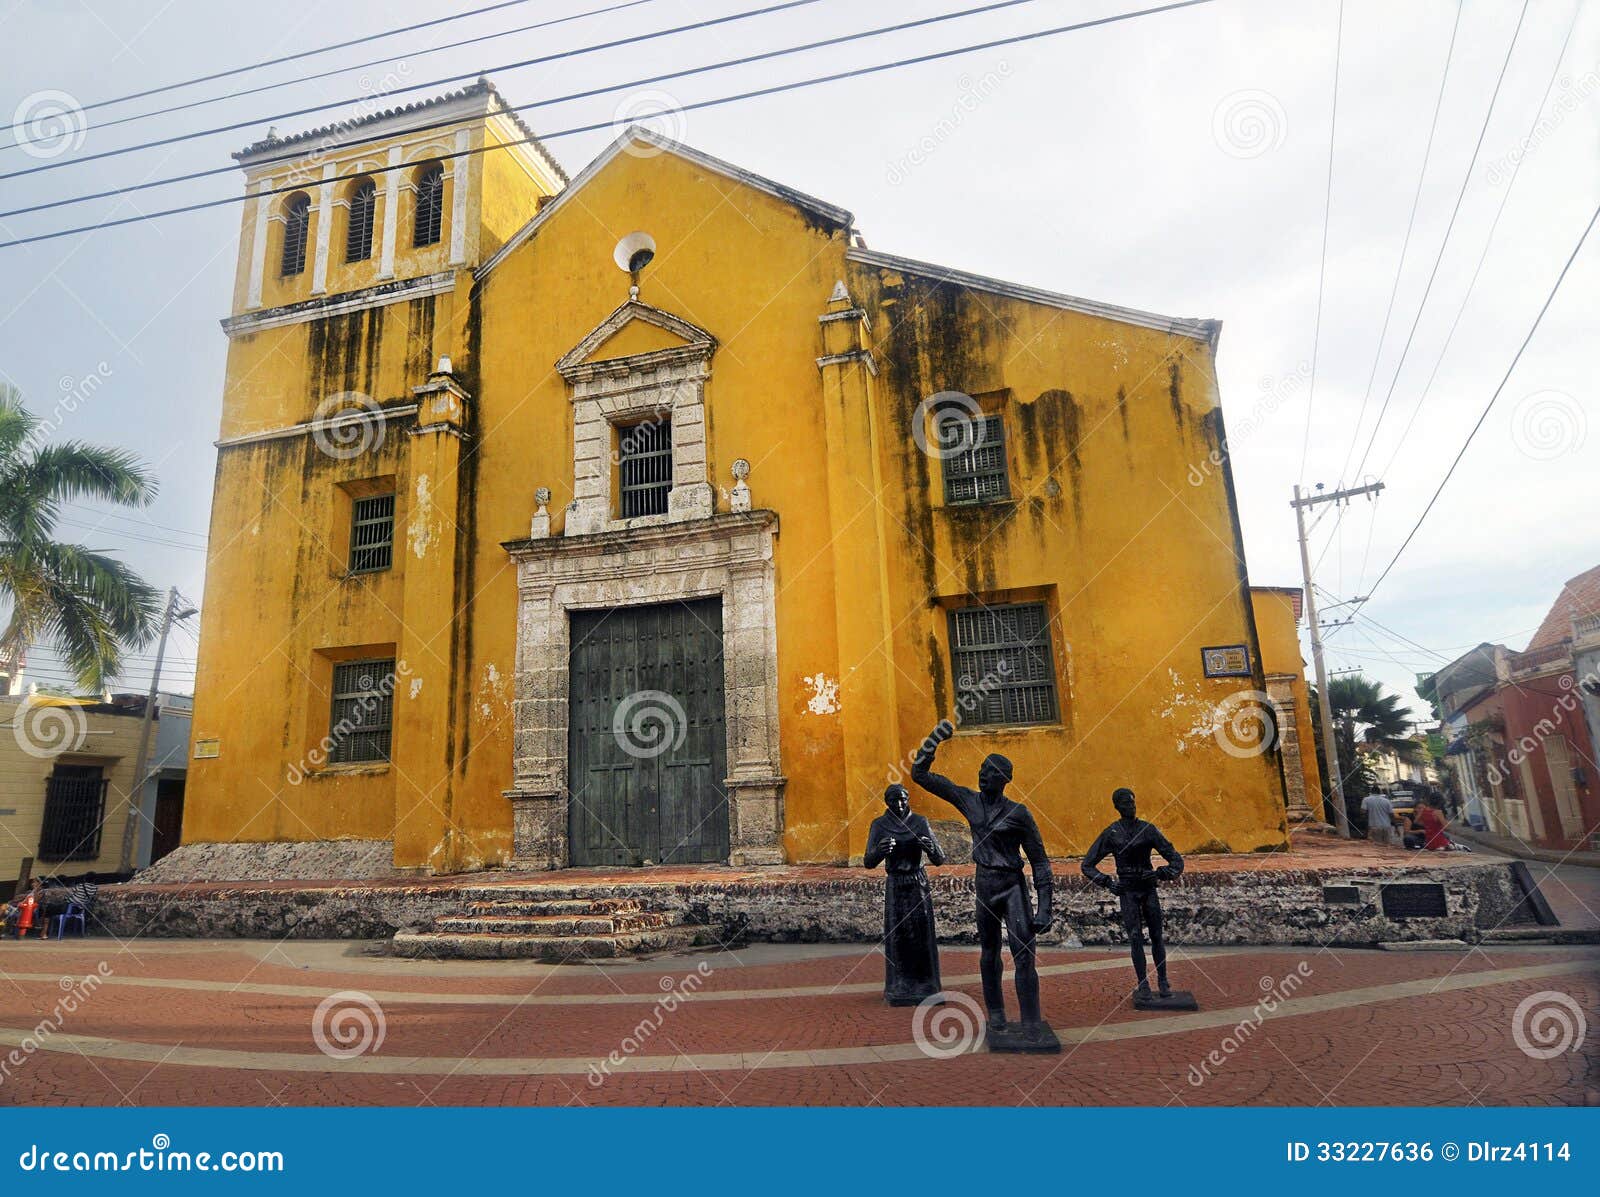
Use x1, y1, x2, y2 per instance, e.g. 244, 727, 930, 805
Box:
52, 903, 86, 939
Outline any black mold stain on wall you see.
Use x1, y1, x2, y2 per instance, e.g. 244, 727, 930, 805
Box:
1018, 389, 1082, 524
877, 279, 1006, 704
1167, 358, 1186, 436
305, 307, 384, 404
405, 295, 438, 385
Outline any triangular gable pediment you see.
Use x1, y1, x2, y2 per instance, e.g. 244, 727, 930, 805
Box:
477, 125, 854, 282
556, 298, 716, 381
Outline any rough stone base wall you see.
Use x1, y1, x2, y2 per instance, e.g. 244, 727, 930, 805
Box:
134, 841, 397, 884
99, 858, 1526, 947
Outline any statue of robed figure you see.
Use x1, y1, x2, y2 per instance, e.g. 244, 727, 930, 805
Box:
863, 784, 945, 1006
911, 720, 1060, 1052
1082, 787, 1198, 1010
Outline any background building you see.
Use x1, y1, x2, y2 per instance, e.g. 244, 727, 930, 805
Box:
1250, 585, 1323, 823
1424, 564, 1600, 850
0, 692, 191, 894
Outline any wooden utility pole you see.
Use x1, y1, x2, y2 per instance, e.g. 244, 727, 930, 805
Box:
118, 587, 196, 872
1293, 481, 1383, 839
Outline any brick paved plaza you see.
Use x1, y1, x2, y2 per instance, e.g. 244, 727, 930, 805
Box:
2, 932, 1595, 1107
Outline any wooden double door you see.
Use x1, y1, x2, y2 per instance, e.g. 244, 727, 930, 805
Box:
567, 599, 729, 866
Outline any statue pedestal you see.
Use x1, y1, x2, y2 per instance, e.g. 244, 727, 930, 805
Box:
987, 1023, 1061, 1054
1132, 989, 1199, 1012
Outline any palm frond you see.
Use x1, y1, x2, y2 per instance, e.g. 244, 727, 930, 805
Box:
15, 442, 157, 508
0, 382, 41, 461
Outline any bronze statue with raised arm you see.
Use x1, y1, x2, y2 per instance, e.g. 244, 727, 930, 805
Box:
1082, 787, 1197, 1010
910, 720, 1059, 1052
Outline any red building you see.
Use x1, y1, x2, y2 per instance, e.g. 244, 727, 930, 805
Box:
1492, 567, 1600, 850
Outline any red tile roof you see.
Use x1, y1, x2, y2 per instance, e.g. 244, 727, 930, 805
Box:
1527, 563, 1600, 650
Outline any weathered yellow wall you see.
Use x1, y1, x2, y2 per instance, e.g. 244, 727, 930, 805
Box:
851, 270, 1288, 855
188, 124, 1290, 873
1251, 588, 1325, 820
0, 700, 144, 881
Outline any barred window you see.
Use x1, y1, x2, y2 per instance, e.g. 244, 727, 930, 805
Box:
948, 602, 1059, 726
38, 765, 108, 862
328, 659, 395, 764
618, 418, 672, 518
942, 414, 1010, 504
348, 493, 394, 573
280, 193, 311, 277
345, 178, 377, 263
413, 165, 444, 247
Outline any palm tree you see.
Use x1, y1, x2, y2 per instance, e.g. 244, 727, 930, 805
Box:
1317, 673, 1420, 799
0, 382, 162, 690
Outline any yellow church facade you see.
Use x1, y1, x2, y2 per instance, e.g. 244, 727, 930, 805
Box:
184, 80, 1294, 874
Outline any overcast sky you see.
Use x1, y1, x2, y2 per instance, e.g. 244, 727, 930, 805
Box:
2, 0, 1596, 722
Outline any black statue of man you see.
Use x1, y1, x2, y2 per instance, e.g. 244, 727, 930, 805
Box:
863, 784, 945, 1006
1082, 787, 1195, 1010
911, 720, 1059, 1051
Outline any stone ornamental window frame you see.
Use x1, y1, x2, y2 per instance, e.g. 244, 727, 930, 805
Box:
556, 299, 717, 538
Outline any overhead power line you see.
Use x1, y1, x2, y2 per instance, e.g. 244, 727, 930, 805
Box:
0, 0, 1042, 220
0, 1, 660, 150
1375, 0, 1582, 485
1349, 0, 1531, 482
1297, 0, 1344, 482
0, 0, 825, 182
0, 0, 1223, 251
1, 0, 540, 133
1333, 0, 1463, 486
1357, 191, 1599, 611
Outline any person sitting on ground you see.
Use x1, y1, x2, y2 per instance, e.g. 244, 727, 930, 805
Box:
1414, 796, 1452, 851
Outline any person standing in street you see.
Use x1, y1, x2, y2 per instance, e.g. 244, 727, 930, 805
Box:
1361, 790, 1401, 848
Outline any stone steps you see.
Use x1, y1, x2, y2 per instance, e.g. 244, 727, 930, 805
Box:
462, 897, 648, 917
1480, 925, 1600, 945
433, 911, 674, 935
390, 893, 710, 960
392, 923, 709, 961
